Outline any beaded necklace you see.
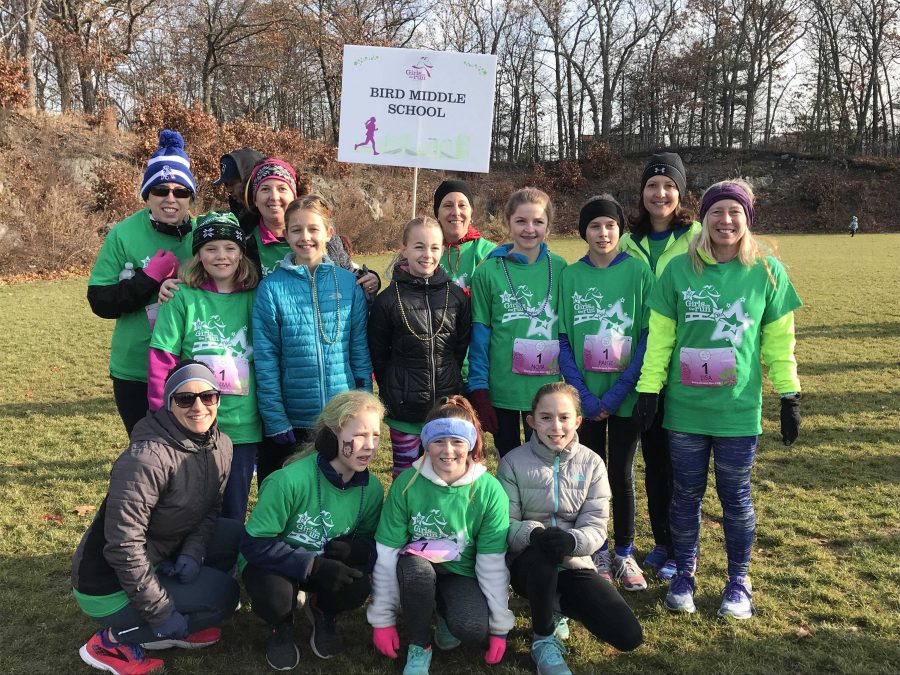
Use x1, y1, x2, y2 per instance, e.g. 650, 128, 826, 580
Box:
310, 264, 341, 344
500, 254, 553, 318
395, 280, 450, 342
314, 461, 365, 545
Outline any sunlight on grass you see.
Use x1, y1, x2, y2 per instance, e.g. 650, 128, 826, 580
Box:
1, 234, 898, 674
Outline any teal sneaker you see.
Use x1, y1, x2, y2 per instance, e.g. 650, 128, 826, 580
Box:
434, 613, 461, 650
718, 577, 754, 619
664, 572, 697, 613
531, 635, 572, 675
403, 644, 432, 675
552, 613, 570, 640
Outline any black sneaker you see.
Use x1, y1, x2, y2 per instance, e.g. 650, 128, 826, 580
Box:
266, 622, 299, 671
304, 601, 341, 659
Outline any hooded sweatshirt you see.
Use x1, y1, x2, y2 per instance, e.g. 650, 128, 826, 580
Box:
367, 455, 514, 635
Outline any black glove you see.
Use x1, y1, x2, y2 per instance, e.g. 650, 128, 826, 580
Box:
532, 526, 576, 564
323, 535, 372, 568
159, 553, 200, 584
780, 395, 801, 446
632, 393, 659, 433
309, 556, 363, 591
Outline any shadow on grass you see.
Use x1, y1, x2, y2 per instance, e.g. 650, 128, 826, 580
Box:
797, 321, 900, 340
756, 445, 900, 490
0, 397, 117, 420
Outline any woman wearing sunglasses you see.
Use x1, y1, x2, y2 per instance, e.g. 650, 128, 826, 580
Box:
72, 360, 242, 675
88, 129, 199, 436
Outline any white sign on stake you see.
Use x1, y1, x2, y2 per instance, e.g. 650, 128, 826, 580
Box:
337, 45, 498, 173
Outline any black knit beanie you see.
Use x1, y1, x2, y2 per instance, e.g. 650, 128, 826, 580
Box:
578, 197, 625, 240
640, 152, 687, 197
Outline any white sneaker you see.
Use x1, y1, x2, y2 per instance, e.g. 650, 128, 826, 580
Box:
612, 554, 648, 591
718, 577, 754, 619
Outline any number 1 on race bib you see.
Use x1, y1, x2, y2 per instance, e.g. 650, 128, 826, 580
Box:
512, 338, 560, 376
583, 333, 632, 373
195, 355, 250, 395
679, 347, 736, 387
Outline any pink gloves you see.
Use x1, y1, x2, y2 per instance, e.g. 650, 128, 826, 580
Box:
484, 634, 506, 665
143, 250, 179, 282
372, 626, 399, 658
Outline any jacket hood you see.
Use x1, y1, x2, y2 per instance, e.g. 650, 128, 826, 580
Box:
278, 253, 335, 276
487, 242, 549, 263
131, 408, 219, 454
525, 431, 581, 465
391, 264, 451, 286
412, 454, 487, 487
445, 225, 484, 247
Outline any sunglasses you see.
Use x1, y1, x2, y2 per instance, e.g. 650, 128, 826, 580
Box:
171, 390, 220, 408
149, 186, 193, 199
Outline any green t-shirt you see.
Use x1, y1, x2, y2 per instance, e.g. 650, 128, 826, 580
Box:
648, 235, 668, 264
559, 257, 655, 416
375, 464, 509, 577
254, 229, 291, 277
471, 251, 567, 410
240, 453, 385, 570
649, 254, 802, 436
88, 209, 195, 381
440, 237, 496, 292
150, 286, 262, 444
385, 418, 424, 435
72, 587, 129, 618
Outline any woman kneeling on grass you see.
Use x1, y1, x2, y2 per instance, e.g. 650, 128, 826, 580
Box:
71, 360, 241, 675
497, 383, 643, 675
368, 396, 513, 674
633, 179, 802, 619
240, 391, 385, 670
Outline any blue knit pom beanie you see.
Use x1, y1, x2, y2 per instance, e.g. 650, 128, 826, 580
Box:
140, 129, 198, 201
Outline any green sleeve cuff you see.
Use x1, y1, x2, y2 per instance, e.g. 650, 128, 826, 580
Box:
761, 311, 801, 394
636, 310, 677, 393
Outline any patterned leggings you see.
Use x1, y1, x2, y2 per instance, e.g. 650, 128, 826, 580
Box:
389, 428, 421, 479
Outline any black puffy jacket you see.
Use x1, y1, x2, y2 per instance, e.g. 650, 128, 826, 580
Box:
368, 265, 471, 423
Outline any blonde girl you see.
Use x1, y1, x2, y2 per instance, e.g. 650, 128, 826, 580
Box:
252, 195, 373, 485
368, 217, 472, 478
634, 179, 802, 619
468, 187, 567, 456
368, 396, 513, 674
148, 211, 260, 521
240, 391, 386, 667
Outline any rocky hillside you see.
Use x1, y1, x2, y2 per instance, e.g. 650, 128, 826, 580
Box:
0, 108, 895, 278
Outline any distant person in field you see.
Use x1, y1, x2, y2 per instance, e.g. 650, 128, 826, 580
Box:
148, 213, 261, 522
71, 360, 240, 675
633, 179, 802, 620
87, 129, 198, 436
354, 117, 379, 155
849, 216, 859, 237
620, 151, 701, 582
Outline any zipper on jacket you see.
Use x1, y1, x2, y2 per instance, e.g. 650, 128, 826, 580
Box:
551, 454, 560, 527
314, 266, 327, 410
425, 276, 436, 403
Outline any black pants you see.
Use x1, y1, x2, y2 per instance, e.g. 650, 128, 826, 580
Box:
578, 415, 640, 550
641, 392, 673, 553
493, 408, 533, 458
510, 546, 642, 651
112, 377, 149, 438
256, 427, 313, 488
242, 563, 370, 626
98, 518, 242, 643
396, 554, 490, 648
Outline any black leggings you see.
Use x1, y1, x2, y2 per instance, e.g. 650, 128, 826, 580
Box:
112, 377, 149, 438
493, 408, 533, 458
578, 415, 640, 550
396, 554, 490, 648
510, 546, 642, 651
98, 518, 242, 643
641, 392, 673, 552
242, 563, 370, 626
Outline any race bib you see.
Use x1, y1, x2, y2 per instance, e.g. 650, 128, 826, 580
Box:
195, 354, 250, 395
145, 302, 160, 330
401, 538, 460, 564
512, 339, 560, 376
583, 333, 632, 373
680, 347, 736, 387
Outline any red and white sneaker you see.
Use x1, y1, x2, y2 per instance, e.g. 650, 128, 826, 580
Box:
79, 631, 164, 675
141, 627, 221, 650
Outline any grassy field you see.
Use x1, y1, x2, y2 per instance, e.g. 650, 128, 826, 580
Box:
1, 234, 899, 674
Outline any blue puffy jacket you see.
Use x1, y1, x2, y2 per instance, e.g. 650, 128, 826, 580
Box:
253, 255, 372, 434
